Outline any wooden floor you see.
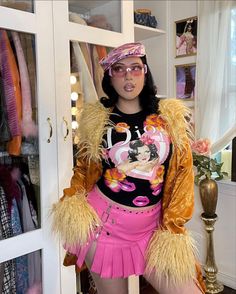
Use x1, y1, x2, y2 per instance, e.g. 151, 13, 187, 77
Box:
140, 277, 236, 294
223, 286, 236, 294
141, 285, 236, 294
81, 271, 236, 294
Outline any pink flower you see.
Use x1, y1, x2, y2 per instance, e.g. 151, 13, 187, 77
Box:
191, 138, 211, 156
140, 134, 154, 145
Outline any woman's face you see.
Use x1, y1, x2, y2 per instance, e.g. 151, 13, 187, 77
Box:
136, 145, 150, 163
110, 57, 146, 103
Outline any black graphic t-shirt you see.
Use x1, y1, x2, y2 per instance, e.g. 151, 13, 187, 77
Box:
96, 107, 172, 207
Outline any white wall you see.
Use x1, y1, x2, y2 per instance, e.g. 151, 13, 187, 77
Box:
165, 0, 236, 289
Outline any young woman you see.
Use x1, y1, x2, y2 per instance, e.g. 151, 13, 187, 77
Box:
52, 42, 205, 294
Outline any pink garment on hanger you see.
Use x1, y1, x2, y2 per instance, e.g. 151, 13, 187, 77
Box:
11, 31, 37, 138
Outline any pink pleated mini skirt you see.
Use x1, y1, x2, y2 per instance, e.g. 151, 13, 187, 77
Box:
65, 185, 162, 279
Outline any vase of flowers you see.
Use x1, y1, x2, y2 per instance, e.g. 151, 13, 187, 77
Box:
191, 139, 228, 217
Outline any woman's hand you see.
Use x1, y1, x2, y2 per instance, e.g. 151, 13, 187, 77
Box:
135, 158, 159, 172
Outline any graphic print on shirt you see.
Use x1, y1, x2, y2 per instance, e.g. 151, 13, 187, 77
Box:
102, 114, 171, 206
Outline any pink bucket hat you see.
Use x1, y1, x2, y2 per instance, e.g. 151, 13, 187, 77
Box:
99, 42, 146, 71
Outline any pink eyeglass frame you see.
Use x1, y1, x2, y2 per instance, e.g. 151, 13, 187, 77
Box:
108, 64, 147, 77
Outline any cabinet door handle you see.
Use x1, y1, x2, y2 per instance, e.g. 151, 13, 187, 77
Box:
47, 117, 53, 143
63, 117, 69, 141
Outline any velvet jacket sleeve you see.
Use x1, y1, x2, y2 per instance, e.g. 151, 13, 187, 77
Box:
161, 140, 194, 234
62, 157, 102, 199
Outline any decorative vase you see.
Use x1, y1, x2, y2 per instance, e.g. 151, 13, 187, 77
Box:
199, 178, 224, 293
199, 178, 218, 217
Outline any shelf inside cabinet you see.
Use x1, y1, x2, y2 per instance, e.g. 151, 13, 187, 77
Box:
69, 0, 111, 11
134, 24, 165, 41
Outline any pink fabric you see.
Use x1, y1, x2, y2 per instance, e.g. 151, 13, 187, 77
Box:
65, 186, 162, 278
11, 31, 38, 138
26, 282, 42, 294
99, 42, 146, 71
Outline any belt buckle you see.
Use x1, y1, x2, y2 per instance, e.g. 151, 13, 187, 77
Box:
101, 211, 109, 222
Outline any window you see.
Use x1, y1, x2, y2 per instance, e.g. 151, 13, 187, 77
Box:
218, 7, 236, 181
229, 8, 236, 182
230, 7, 236, 90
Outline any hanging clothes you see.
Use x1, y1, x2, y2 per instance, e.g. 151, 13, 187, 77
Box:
90, 44, 107, 99
19, 33, 36, 111
71, 41, 98, 103
0, 186, 16, 293
95, 45, 107, 61
69, 12, 93, 76
0, 75, 11, 143
21, 173, 38, 227
11, 198, 29, 294
17, 179, 41, 288
0, 30, 22, 156
0, 164, 20, 212
11, 31, 37, 138
0, 218, 4, 292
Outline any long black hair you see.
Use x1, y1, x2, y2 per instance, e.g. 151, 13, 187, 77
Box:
99, 56, 159, 115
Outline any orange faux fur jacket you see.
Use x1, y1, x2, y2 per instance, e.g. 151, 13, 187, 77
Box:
52, 98, 205, 292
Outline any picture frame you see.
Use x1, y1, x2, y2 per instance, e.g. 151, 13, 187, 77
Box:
175, 63, 196, 100
175, 17, 197, 57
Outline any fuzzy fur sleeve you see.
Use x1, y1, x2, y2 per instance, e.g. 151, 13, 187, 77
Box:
51, 101, 109, 246
145, 99, 205, 291
157, 98, 195, 234
51, 156, 102, 246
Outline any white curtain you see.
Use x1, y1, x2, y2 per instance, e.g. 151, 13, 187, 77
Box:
196, 1, 236, 154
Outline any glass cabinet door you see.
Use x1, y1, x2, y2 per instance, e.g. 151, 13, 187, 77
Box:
0, 2, 60, 293
52, 1, 134, 292
70, 39, 111, 293
0, 250, 42, 293
68, 0, 121, 33
0, 25, 46, 293
0, 29, 40, 239
0, 0, 34, 13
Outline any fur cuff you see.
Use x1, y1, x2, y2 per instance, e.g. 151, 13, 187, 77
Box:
145, 230, 197, 286
51, 193, 100, 246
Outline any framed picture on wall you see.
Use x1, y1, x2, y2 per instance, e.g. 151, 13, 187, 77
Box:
175, 63, 196, 100
175, 16, 197, 57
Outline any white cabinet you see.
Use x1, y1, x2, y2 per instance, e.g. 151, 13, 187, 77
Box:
52, 2, 135, 292
0, 1, 60, 293
0, 1, 168, 293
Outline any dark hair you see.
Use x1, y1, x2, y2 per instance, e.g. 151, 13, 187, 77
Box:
100, 56, 159, 114
128, 140, 158, 162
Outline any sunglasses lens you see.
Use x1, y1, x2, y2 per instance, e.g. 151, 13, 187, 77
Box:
110, 64, 147, 77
